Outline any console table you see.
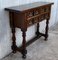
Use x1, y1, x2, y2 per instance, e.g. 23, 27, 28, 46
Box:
5, 2, 53, 58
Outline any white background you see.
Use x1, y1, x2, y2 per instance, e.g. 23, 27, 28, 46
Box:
0, 0, 58, 59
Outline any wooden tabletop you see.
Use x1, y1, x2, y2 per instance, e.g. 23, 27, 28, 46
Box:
5, 2, 54, 12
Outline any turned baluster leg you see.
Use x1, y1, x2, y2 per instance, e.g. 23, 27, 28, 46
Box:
21, 30, 27, 59
36, 23, 40, 36
11, 27, 17, 53
9, 12, 17, 53
45, 19, 49, 41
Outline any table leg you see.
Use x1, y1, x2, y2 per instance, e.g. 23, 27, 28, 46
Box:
36, 23, 40, 36
9, 12, 17, 53
21, 30, 27, 59
45, 19, 49, 41
11, 27, 17, 53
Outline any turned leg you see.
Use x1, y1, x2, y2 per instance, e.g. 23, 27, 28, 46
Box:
9, 12, 17, 53
21, 30, 27, 59
36, 23, 40, 36
11, 27, 17, 53
45, 19, 49, 41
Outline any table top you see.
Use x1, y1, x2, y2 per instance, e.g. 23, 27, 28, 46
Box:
5, 2, 53, 12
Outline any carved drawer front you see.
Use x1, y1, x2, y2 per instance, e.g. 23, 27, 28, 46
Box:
45, 13, 50, 19
34, 18, 38, 23
39, 15, 45, 21
27, 18, 38, 26
27, 19, 33, 26
40, 6, 50, 13
40, 7, 45, 13
26, 11, 33, 18
34, 8, 40, 15
45, 6, 51, 12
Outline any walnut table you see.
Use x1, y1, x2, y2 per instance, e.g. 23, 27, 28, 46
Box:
5, 2, 54, 58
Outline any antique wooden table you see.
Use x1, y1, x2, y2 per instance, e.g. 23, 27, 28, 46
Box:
5, 2, 54, 58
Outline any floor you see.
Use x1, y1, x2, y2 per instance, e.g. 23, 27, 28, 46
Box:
1, 23, 58, 60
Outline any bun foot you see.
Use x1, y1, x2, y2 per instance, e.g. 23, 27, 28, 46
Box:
22, 55, 26, 59
12, 50, 16, 53
44, 38, 48, 41
21, 50, 27, 59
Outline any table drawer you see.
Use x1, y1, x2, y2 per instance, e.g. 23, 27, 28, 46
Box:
26, 10, 34, 18
26, 5, 51, 19
27, 17, 38, 26
26, 5, 51, 26
26, 8, 40, 18
27, 13, 50, 26
39, 13, 50, 22
45, 13, 50, 19
34, 8, 40, 16
34, 18, 38, 23
40, 5, 51, 13
39, 15, 45, 22
27, 19, 33, 26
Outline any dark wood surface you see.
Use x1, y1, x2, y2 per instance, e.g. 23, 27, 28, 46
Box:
5, 2, 53, 12
5, 2, 54, 59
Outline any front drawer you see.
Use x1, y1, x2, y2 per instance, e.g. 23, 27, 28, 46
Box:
39, 14, 45, 22
26, 8, 40, 19
27, 17, 39, 26
26, 5, 51, 26
34, 17, 38, 23
39, 13, 50, 22
26, 10, 34, 18
34, 8, 40, 16
27, 19, 33, 26
40, 5, 51, 13
45, 13, 50, 19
